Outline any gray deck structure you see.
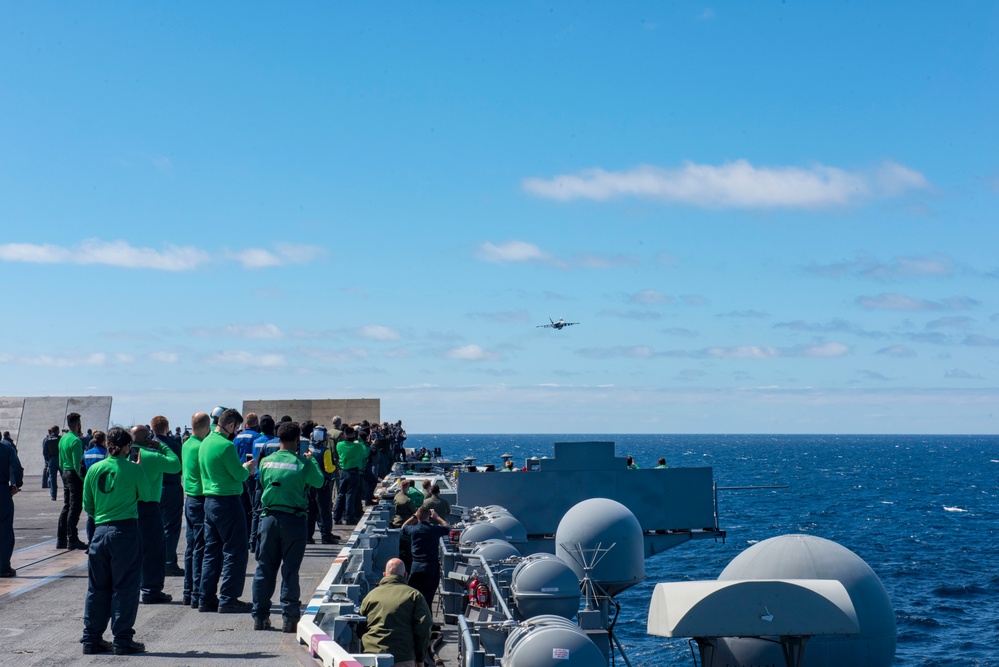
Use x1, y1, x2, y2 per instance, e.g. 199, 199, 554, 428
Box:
0, 396, 112, 474
242, 398, 380, 428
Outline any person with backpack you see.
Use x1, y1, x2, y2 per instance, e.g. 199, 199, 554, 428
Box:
305, 422, 338, 544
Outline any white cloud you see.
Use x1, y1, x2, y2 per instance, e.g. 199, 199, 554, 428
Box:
477, 241, 552, 264
21, 352, 108, 367
226, 242, 326, 269
876, 345, 917, 358
856, 293, 979, 312
191, 323, 286, 339
148, 351, 180, 363
447, 344, 501, 361
807, 254, 954, 281
0, 238, 325, 271
299, 347, 370, 363
477, 240, 638, 270
209, 350, 286, 367
630, 289, 673, 305
706, 345, 781, 359
796, 342, 850, 358
522, 160, 929, 209
358, 325, 401, 341
0, 239, 210, 271
945, 369, 983, 380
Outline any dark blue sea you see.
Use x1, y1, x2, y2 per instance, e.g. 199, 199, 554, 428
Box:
406, 434, 999, 667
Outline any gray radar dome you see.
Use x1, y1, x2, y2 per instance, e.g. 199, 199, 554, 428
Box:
714, 534, 896, 667
487, 514, 528, 545
555, 498, 644, 596
504, 615, 605, 667
511, 554, 581, 620
472, 538, 521, 562
461, 521, 505, 545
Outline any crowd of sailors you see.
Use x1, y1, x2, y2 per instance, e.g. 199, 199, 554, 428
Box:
6, 409, 409, 655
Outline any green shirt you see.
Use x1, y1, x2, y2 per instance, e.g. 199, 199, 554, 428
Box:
182, 434, 205, 496
336, 438, 368, 470
58, 431, 84, 475
199, 431, 250, 496
406, 486, 424, 509
136, 440, 181, 502
258, 449, 324, 516
83, 454, 156, 524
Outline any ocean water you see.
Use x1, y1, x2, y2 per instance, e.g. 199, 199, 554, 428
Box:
407, 434, 999, 667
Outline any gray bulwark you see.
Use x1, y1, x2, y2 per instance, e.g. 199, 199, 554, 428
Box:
3, 396, 112, 474
456, 441, 717, 537
241, 398, 379, 428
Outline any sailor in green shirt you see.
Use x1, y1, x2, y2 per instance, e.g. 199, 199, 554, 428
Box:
250, 421, 324, 632
332, 426, 368, 524
80, 427, 155, 655
655, 457, 668, 469
199, 408, 256, 613
57, 412, 87, 550
181, 411, 211, 609
130, 425, 181, 604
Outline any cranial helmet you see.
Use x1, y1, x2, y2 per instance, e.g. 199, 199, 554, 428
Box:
210, 406, 227, 424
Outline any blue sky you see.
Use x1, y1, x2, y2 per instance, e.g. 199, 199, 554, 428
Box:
1, 3, 997, 433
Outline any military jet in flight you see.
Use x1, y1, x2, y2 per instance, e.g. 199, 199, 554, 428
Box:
537, 318, 578, 330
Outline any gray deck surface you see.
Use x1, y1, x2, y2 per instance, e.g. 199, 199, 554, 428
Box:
1, 475, 458, 666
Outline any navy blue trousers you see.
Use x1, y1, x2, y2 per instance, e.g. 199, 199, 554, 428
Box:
46, 458, 59, 500
251, 512, 307, 623
408, 562, 440, 610
0, 489, 13, 572
137, 501, 165, 597
183, 496, 205, 604
82, 521, 141, 646
160, 484, 184, 568
332, 469, 359, 523
249, 486, 264, 549
307, 479, 334, 539
201, 495, 248, 606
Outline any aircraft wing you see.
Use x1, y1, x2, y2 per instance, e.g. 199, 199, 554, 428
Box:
536, 323, 555, 328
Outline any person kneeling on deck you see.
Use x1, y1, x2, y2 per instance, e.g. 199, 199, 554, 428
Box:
81, 427, 155, 655
251, 421, 324, 632
358, 558, 433, 667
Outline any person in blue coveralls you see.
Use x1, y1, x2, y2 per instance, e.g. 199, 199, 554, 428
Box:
249, 415, 279, 551
0, 434, 24, 578
233, 412, 260, 547
82, 431, 108, 544
80, 427, 155, 655
199, 408, 256, 613
250, 421, 324, 632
